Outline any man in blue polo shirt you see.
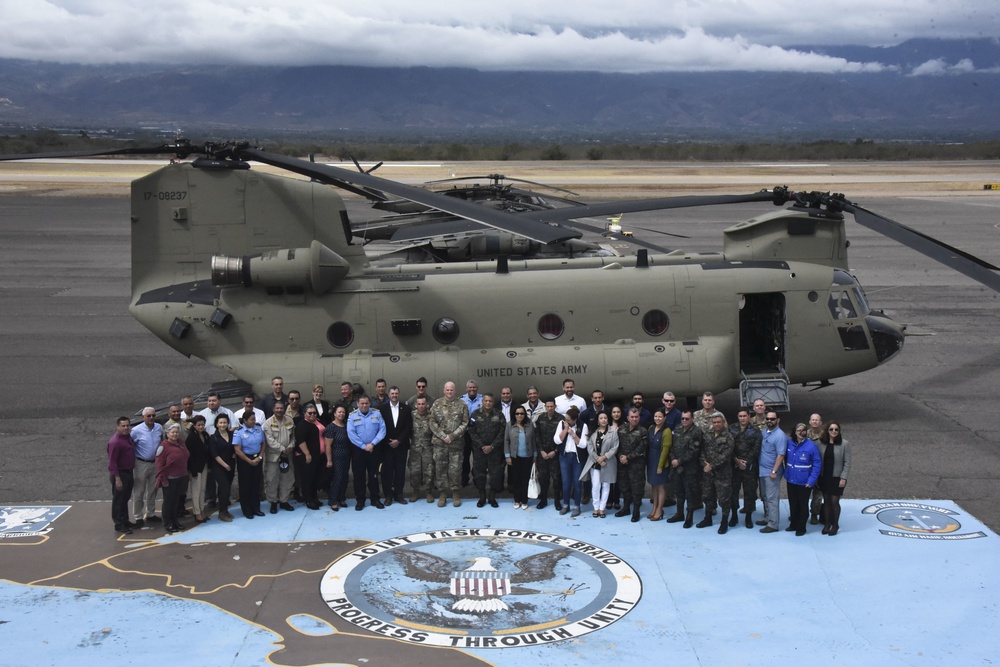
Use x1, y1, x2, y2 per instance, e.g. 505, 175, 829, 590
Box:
758, 410, 788, 534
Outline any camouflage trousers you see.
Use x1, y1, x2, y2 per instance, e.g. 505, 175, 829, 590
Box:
472, 446, 505, 493
619, 458, 647, 507
408, 442, 435, 495
673, 467, 700, 510
434, 442, 465, 494
702, 467, 733, 513
731, 464, 759, 512
534, 453, 562, 500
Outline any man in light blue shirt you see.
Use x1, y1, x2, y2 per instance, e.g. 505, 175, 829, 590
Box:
758, 411, 788, 533
348, 396, 387, 510
130, 407, 163, 525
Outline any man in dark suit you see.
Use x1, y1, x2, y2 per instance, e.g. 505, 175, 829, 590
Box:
379, 385, 413, 505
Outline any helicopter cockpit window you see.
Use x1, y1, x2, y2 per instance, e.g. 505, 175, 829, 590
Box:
432, 318, 460, 345
538, 314, 565, 340
327, 322, 354, 348
828, 290, 858, 320
642, 310, 670, 336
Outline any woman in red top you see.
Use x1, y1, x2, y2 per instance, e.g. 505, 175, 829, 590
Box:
156, 424, 190, 533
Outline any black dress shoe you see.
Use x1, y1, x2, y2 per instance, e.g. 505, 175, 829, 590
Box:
270, 503, 278, 514
306, 501, 321, 510
244, 513, 255, 520
254, 510, 266, 517
477, 497, 487, 508
373, 500, 385, 509
554, 500, 563, 511
384, 496, 393, 507
536, 499, 548, 510
146, 515, 162, 523
280, 502, 295, 511
394, 495, 408, 505
355, 502, 364, 511
114, 525, 132, 534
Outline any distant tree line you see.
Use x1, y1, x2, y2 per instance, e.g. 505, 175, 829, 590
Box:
3, 130, 1000, 162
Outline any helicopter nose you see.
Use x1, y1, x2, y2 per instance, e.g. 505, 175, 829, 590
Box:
866, 313, 906, 364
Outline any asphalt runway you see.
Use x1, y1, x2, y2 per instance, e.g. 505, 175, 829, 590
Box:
1, 168, 999, 532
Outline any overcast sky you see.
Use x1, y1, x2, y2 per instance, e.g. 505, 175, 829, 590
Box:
1, 0, 997, 73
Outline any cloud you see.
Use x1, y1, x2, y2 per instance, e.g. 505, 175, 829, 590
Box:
0, 0, 995, 73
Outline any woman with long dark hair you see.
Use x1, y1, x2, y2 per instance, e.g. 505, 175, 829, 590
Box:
817, 421, 852, 535
208, 414, 235, 522
325, 405, 352, 511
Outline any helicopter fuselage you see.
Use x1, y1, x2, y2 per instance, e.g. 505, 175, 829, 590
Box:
129, 161, 904, 402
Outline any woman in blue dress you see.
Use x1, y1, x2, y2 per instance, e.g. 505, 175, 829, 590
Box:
646, 409, 672, 521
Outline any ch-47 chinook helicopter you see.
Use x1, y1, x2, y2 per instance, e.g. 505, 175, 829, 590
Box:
5, 140, 1000, 409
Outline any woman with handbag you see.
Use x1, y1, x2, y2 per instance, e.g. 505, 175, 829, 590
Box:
505, 407, 536, 509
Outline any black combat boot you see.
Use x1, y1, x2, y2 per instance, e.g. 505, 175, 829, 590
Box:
536, 495, 548, 510
488, 491, 499, 508
614, 503, 631, 518
745, 511, 753, 529
718, 520, 728, 534
631, 505, 641, 522
728, 508, 738, 527
477, 492, 487, 508
682, 509, 694, 528
666, 504, 685, 523
696, 512, 713, 528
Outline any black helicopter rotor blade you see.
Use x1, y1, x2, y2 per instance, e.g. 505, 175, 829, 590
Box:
0, 141, 208, 162
629, 225, 691, 240
562, 218, 675, 254
426, 174, 580, 197
237, 147, 582, 245
845, 203, 1000, 292
524, 190, 781, 223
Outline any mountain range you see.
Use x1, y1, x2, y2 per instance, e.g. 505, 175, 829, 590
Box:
1, 38, 998, 141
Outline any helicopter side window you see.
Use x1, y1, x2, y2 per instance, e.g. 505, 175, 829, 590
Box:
538, 314, 565, 341
642, 310, 670, 336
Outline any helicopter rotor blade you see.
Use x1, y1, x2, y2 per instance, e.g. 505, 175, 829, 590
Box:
845, 202, 1000, 292
562, 218, 675, 254
426, 174, 580, 197
0, 141, 208, 162
524, 190, 781, 223
237, 147, 582, 245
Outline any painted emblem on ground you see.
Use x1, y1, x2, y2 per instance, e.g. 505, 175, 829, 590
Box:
0, 506, 70, 539
321, 528, 641, 648
863, 502, 987, 540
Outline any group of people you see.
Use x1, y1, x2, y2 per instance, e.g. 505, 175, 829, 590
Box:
106, 376, 852, 537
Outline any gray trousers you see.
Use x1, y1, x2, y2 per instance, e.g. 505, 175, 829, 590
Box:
132, 459, 158, 519
760, 472, 783, 529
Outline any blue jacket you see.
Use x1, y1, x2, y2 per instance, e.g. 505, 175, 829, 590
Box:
785, 437, 822, 487
347, 409, 386, 450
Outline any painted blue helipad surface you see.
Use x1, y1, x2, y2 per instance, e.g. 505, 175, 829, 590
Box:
0, 499, 995, 666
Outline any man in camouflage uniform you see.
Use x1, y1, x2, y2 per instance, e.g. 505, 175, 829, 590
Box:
749, 398, 768, 430
692, 391, 727, 433
532, 399, 563, 511
615, 408, 648, 522
697, 415, 735, 534
468, 393, 507, 508
408, 396, 435, 503
430, 381, 470, 507
667, 411, 706, 528
729, 407, 762, 529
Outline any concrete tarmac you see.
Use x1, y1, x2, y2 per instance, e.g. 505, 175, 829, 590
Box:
1, 164, 999, 532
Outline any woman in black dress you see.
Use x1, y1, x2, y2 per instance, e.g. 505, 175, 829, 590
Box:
208, 414, 236, 522
325, 405, 352, 511
817, 421, 852, 535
